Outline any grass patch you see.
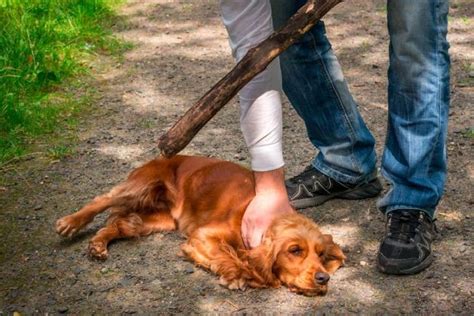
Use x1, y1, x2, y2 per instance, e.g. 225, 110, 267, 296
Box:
0, 0, 131, 163
47, 144, 74, 160
463, 128, 474, 139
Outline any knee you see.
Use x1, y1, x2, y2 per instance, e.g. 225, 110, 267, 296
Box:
115, 214, 143, 237
282, 21, 331, 63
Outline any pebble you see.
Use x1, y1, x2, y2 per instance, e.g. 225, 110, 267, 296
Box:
184, 266, 195, 274
100, 267, 109, 274
119, 276, 134, 286
359, 260, 368, 266
73, 267, 84, 275
124, 309, 137, 314
57, 306, 69, 313
469, 71, 474, 78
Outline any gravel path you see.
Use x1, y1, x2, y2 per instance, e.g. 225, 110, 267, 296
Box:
1, 0, 472, 314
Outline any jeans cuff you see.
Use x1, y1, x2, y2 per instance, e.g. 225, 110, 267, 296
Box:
312, 159, 372, 185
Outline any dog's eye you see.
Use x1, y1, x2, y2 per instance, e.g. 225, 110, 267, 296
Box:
288, 245, 303, 256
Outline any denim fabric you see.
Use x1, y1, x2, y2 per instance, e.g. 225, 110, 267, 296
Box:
270, 0, 377, 184
271, 0, 450, 217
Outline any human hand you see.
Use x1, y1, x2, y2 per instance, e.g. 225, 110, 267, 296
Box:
241, 168, 295, 249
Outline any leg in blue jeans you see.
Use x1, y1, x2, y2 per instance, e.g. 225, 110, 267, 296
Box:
378, 0, 450, 218
272, 0, 449, 218
270, 0, 377, 185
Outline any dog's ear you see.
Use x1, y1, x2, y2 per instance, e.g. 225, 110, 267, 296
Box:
322, 234, 346, 274
245, 233, 281, 288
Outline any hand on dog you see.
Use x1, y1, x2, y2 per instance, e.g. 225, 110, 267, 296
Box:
242, 168, 295, 249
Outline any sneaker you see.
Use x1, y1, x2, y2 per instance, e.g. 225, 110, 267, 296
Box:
377, 210, 437, 275
285, 165, 382, 209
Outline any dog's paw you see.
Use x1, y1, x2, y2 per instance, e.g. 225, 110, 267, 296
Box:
56, 215, 83, 237
88, 241, 108, 260
219, 276, 247, 291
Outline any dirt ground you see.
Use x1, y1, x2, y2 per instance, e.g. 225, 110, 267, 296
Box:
1, 0, 473, 314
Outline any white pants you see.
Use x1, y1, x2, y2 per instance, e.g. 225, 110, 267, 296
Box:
220, 0, 283, 171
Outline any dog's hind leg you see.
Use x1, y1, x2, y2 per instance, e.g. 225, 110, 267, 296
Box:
88, 211, 176, 260
139, 212, 177, 235
56, 185, 127, 237
88, 212, 143, 260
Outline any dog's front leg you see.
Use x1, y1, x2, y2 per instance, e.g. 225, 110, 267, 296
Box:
181, 226, 249, 291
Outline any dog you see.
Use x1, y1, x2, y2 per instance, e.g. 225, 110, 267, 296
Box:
56, 155, 345, 296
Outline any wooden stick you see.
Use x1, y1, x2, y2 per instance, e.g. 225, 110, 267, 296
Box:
158, 0, 343, 157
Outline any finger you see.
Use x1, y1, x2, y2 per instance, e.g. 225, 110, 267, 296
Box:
241, 221, 251, 249
248, 227, 264, 249
243, 236, 250, 249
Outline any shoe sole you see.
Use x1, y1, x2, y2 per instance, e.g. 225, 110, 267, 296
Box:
376, 253, 434, 275
290, 178, 383, 209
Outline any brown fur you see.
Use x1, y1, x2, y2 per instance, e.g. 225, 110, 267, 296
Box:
56, 155, 345, 296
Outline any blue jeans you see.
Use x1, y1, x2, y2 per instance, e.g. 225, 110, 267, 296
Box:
271, 0, 450, 218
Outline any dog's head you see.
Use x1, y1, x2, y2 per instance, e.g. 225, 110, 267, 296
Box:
247, 213, 345, 296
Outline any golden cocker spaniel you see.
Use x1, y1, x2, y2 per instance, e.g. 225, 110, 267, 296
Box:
56, 155, 345, 296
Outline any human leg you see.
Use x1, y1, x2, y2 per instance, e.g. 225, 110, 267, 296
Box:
378, 0, 450, 217
271, 0, 377, 184
270, 0, 381, 208
377, 0, 450, 274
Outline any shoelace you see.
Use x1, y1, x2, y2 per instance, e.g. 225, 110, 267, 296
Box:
387, 212, 423, 243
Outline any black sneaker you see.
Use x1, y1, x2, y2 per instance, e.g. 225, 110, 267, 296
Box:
285, 165, 382, 209
377, 210, 437, 275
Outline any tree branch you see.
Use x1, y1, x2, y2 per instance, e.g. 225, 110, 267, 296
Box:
158, 0, 343, 157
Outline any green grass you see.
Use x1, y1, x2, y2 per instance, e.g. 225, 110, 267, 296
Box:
464, 128, 474, 139
0, 0, 130, 164
47, 144, 74, 160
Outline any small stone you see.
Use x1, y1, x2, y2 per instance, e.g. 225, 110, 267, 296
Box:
184, 266, 195, 274
34, 205, 43, 211
73, 267, 84, 275
124, 309, 137, 314
100, 267, 109, 274
444, 224, 455, 230
58, 306, 69, 313
119, 276, 134, 286
469, 70, 474, 78
359, 260, 368, 266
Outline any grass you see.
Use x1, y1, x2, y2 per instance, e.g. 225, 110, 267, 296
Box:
463, 128, 474, 139
0, 0, 131, 164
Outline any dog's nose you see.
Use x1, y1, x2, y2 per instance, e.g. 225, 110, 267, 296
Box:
315, 272, 330, 285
